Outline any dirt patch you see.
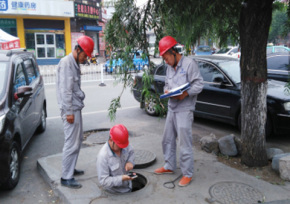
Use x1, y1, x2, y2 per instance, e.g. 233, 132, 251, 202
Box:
217, 154, 286, 185
193, 135, 286, 186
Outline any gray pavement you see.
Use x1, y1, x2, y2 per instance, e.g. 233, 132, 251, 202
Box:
38, 114, 290, 204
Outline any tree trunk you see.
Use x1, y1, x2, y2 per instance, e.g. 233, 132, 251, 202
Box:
239, 0, 273, 167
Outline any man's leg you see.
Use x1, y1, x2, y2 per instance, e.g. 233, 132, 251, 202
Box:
162, 111, 178, 171
61, 110, 83, 180
176, 111, 194, 179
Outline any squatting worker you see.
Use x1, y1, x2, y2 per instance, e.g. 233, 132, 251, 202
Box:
97, 124, 135, 193
154, 36, 203, 187
56, 36, 94, 189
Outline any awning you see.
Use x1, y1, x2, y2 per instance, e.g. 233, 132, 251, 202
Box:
0, 29, 21, 50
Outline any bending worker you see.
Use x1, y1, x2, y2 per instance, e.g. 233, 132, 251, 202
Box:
154, 36, 204, 187
56, 36, 94, 189
97, 124, 135, 193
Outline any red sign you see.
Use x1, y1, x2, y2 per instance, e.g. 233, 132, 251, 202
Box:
0, 39, 20, 50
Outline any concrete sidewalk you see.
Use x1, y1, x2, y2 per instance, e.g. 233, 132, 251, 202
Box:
37, 125, 290, 204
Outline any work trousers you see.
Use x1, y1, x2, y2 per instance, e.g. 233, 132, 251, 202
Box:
162, 110, 194, 178
61, 110, 83, 180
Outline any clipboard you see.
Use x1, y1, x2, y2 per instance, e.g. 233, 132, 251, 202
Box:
160, 83, 190, 99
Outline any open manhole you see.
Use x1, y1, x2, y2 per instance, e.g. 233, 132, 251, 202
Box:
134, 149, 156, 169
209, 181, 265, 204
131, 173, 147, 192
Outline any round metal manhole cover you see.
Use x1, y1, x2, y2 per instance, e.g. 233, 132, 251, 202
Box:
134, 149, 156, 169
83, 129, 110, 145
209, 182, 265, 204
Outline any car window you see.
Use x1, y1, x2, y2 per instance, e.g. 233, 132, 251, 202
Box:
197, 46, 211, 52
135, 52, 141, 58
274, 47, 289, 53
14, 63, 27, 92
218, 61, 241, 83
232, 48, 238, 53
23, 59, 37, 84
216, 48, 231, 54
267, 47, 273, 54
198, 62, 226, 83
155, 65, 167, 76
267, 55, 290, 71
0, 62, 8, 100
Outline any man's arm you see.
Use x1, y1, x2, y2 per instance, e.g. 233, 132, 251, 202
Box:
58, 62, 74, 122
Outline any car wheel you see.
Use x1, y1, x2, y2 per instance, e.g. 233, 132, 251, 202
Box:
237, 113, 272, 138
144, 94, 158, 116
1, 141, 21, 190
37, 106, 46, 133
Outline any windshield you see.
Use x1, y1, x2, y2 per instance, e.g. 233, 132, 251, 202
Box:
0, 62, 8, 100
197, 46, 211, 52
217, 48, 231, 54
218, 60, 241, 83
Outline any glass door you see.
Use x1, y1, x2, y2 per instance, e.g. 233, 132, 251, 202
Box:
35, 33, 56, 59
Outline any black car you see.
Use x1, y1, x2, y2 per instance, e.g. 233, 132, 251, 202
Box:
0, 49, 47, 190
132, 56, 290, 136
267, 52, 290, 82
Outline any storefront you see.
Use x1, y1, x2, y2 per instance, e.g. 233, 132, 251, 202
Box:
0, 0, 74, 65
71, 1, 102, 57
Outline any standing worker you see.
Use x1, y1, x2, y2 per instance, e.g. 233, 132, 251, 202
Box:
154, 36, 203, 187
56, 36, 94, 189
97, 124, 135, 193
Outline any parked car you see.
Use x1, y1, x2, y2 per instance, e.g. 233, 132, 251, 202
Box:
175, 44, 185, 55
267, 52, 290, 82
0, 49, 47, 190
104, 50, 149, 73
194, 45, 213, 55
214, 46, 240, 58
132, 56, 290, 137
267, 46, 290, 54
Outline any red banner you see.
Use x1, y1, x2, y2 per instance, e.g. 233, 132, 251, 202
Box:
0, 39, 21, 50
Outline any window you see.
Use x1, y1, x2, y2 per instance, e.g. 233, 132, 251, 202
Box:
14, 64, 26, 92
0, 62, 8, 100
199, 62, 226, 83
155, 65, 167, 76
23, 59, 37, 84
267, 55, 290, 71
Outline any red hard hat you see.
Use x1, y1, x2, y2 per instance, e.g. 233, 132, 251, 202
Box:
159, 36, 178, 56
77, 36, 94, 58
110, 124, 129, 148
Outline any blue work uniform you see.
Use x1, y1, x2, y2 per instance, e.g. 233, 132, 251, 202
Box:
97, 142, 135, 193
56, 53, 85, 180
162, 56, 203, 178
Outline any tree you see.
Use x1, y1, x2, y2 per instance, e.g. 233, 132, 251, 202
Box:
105, 0, 289, 167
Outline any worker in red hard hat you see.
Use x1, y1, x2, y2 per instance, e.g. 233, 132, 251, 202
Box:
154, 36, 203, 187
56, 35, 94, 189
97, 124, 136, 193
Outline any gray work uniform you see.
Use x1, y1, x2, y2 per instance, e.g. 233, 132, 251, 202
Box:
97, 142, 135, 193
162, 56, 203, 178
56, 53, 85, 180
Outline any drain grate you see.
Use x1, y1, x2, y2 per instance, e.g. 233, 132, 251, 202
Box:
209, 181, 265, 204
134, 149, 156, 169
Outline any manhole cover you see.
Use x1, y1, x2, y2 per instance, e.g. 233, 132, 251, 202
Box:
209, 182, 265, 204
134, 149, 156, 169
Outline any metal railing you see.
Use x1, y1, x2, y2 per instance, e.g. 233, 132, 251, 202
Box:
39, 63, 114, 85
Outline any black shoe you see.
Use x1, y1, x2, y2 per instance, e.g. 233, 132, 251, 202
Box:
74, 169, 84, 176
61, 178, 82, 189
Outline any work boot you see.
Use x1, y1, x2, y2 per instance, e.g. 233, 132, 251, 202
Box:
178, 176, 192, 187
154, 167, 173, 174
61, 178, 82, 189
74, 169, 84, 176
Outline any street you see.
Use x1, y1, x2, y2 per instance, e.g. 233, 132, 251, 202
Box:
0, 77, 289, 204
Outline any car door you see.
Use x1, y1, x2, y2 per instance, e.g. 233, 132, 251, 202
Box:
195, 61, 240, 124
22, 57, 42, 133
13, 58, 35, 145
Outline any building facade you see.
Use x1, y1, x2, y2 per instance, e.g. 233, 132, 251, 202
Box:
0, 0, 74, 65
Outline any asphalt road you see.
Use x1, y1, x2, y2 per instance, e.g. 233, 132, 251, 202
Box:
0, 71, 289, 204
